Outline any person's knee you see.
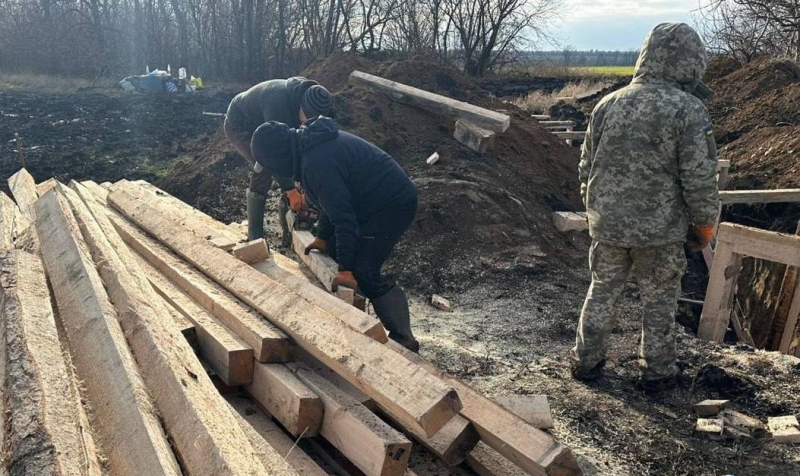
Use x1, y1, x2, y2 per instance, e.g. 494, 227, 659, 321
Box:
249, 171, 274, 195
353, 265, 391, 299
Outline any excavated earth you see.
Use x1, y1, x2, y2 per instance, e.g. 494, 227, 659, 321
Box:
0, 54, 798, 475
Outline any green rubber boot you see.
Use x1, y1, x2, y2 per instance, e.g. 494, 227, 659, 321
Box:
247, 190, 267, 241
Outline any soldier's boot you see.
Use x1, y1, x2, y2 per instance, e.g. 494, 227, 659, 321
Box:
636, 375, 677, 392
247, 190, 268, 241
278, 196, 291, 248
570, 359, 606, 382
371, 285, 419, 352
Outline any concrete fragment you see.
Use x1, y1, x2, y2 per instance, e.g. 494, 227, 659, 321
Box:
768, 416, 800, 443
431, 294, 452, 312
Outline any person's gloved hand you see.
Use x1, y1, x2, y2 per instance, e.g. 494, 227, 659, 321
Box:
687, 225, 714, 252
304, 238, 327, 255
332, 271, 357, 292
285, 189, 305, 212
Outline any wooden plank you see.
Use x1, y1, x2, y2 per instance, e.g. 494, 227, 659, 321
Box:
289, 226, 338, 292
720, 409, 768, 439
778, 278, 800, 353
232, 238, 271, 264
717, 223, 800, 268
7, 168, 38, 222
245, 363, 324, 438
35, 178, 57, 197
768, 416, 800, 443
164, 297, 200, 351
538, 121, 575, 127
454, 120, 496, 153
289, 363, 412, 476
551, 131, 586, 140
136, 253, 255, 386
719, 189, 800, 204
698, 240, 740, 342
530, 115, 551, 120
553, 211, 588, 233
111, 213, 292, 362
118, 180, 236, 250
63, 183, 269, 475
382, 408, 478, 466
227, 395, 328, 476
387, 341, 580, 476
80, 180, 110, 202
34, 189, 182, 476
0, 192, 29, 249
349, 71, 510, 133
694, 399, 730, 417
109, 183, 461, 438
0, 250, 100, 475
467, 442, 528, 476
494, 395, 553, 430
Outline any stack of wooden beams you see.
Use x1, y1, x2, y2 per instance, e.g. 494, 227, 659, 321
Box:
0, 168, 582, 476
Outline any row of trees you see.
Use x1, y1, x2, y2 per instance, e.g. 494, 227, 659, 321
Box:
698, 0, 800, 62
0, 0, 562, 80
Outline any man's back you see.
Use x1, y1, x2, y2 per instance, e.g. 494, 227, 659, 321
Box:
580, 23, 719, 247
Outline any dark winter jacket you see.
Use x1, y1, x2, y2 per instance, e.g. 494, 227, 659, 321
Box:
298, 117, 418, 271
227, 77, 319, 129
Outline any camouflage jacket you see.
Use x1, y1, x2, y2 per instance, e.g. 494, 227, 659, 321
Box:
579, 23, 719, 247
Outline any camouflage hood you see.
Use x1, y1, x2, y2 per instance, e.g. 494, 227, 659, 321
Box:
632, 23, 713, 100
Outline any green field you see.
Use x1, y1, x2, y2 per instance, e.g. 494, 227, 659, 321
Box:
571, 66, 635, 76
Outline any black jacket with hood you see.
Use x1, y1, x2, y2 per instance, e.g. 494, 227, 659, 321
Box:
297, 118, 417, 271
228, 77, 319, 128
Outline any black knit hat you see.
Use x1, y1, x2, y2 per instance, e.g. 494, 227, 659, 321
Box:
300, 85, 332, 119
251, 122, 295, 178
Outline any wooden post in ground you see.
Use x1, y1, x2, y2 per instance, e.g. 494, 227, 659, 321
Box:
35, 189, 182, 476
62, 183, 270, 475
0, 250, 103, 475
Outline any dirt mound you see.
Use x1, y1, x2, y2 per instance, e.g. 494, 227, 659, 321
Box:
704, 55, 743, 83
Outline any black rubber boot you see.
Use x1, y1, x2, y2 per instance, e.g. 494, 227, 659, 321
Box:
371, 285, 420, 352
278, 196, 291, 248
247, 190, 267, 241
570, 359, 606, 382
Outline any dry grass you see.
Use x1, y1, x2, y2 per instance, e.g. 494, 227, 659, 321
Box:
0, 73, 114, 93
513, 79, 613, 113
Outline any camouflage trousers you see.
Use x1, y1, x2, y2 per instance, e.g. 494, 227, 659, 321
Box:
571, 241, 686, 380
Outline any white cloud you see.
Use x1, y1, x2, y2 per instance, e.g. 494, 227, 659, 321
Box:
563, 0, 698, 20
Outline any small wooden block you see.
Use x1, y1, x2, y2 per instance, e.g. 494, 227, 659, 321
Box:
720, 409, 768, 439
454, 120, 496, 154
210, 236, 236, 251
336, 287, 355, 305
232, 239, 271, 264
695, 418, 724, 439
431, 294, 452, 312
694, 399, 730, 417
426, 152, 440, 165
768, 416, 800, 443
553, 211, 588, 232
493, 395, 553, 430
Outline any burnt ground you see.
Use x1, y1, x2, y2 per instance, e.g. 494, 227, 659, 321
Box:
1, 56, 799, 476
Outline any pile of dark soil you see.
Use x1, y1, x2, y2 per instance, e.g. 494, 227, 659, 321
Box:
163, 54, 587, 294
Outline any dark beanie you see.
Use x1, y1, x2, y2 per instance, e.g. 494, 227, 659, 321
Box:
301, 85, 332, 119
251, 121, 294, 178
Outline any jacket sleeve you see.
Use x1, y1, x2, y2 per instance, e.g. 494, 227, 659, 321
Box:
578, 112, 596, 208
307, 162, 359, 271
316, 212, 334, 242
678, 102, 719, 227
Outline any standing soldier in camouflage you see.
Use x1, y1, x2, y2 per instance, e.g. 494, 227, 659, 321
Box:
571, 23, 719, 391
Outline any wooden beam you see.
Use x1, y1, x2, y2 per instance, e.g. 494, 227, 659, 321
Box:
349, 71, 510, 133
716, 223, 800, 267
778, 278, 800, 353
698, 240, 740, 342
382, 408, 478, 466
553, 211, 588, 232
467, 442, 528, 476
530, 115, 551, 120
289, 363, 412, 476
537, 121, 575, 127
0, 192, 29, 249
111, 213, 292, 362
287, 223, 338, 292
719, 189, 800, 204
386, 341, 580, 476
109, 183, 461, 438
232, 238, 271, 264
8, 168, 37, 222
35, 178, 57, 197
494, 395, 553, 430
79, 180, 110, 201
454, 120, 496, 153
245, 363, 324, 438
62, 183, 269, 475
135, 253, 255, 386
227, 395, 328, 476
34, 189, 182, 476
551, 131, 586, 140
0, 250, 102, 475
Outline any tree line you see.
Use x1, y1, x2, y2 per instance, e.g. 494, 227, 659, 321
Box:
698, 0, 800, 62
0, 0, 563, 81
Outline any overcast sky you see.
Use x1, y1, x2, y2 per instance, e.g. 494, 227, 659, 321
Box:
555, 0, 700, 50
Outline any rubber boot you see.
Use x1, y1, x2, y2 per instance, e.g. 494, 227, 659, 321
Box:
371, 285, 419, 352
247, 190, 267, 241
278, 196, 291, 248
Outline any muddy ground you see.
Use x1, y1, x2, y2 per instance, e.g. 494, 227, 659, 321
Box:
1, 57, 798, 476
